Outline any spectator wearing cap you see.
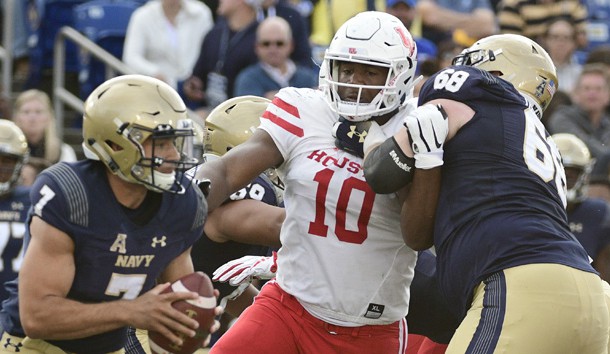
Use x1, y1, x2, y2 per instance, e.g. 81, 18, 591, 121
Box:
233, 16, 318, 99
386, 0, 438, 67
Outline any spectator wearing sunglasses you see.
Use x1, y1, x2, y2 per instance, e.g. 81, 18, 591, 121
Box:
233, 16, 318, 99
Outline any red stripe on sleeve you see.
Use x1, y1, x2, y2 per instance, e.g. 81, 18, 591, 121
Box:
262, 110, 304, 137
272, 97, 300, 118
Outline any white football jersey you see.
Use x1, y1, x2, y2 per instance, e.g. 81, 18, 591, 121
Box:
259, 87, 418, 326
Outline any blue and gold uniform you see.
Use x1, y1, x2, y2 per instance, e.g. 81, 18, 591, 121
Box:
0, 186, 30, 302
418, 66, 606, 353
568, 198, 610, 266
0, 160, 206, 353
192, 174, 281, 300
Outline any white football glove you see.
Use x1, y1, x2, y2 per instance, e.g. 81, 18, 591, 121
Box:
212, 252, 278, 287
403, 104, 449, 169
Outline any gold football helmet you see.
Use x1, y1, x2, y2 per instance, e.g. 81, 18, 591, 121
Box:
203, 95, 271, 160
452, 34, 558, 117
0, 119, 29, 195
552, 133, 593, 203
82, 75, 198, 193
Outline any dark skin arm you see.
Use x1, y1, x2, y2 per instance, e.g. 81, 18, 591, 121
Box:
205, 200, 284, 248
196, 129, 284, 212
401, 168, 442, 250
375, 99, 473, 250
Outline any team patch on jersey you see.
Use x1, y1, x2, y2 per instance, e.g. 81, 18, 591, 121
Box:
364, 303, 385, 319
262, 97, 304, 137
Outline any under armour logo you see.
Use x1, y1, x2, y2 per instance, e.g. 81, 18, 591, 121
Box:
347, 126, 367, 143
151, 236, 167, 248
4, 338, 22, 352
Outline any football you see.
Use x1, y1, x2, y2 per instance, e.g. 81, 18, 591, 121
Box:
148, 272, 217, 354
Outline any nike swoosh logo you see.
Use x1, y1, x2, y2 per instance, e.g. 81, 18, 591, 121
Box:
432, 105, 449, 149
433, 127, 442, 149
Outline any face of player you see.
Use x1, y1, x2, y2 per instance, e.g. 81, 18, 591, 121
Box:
143, 136, 181, 174
0, 155, 18, 184
336, 62, 389, 104
564, 166, 581, 190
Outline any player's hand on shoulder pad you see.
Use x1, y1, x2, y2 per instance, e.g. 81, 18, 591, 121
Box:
404, 104, 448, 169
332, 118, 374, 158
213, 252, 278, 287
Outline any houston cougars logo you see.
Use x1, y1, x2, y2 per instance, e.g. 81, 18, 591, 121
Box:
394, 27, 415, 57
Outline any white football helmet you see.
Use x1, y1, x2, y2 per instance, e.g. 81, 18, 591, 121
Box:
452, 34, 558, 118
319, 11, 418, 122
0, 120, 29, 196
82, 75, 198, 194
552, 133, 593, 203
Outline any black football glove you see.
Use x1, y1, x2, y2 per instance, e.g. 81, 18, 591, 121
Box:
332, 118, 373, 158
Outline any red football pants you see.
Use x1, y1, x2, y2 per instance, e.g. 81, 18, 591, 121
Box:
210, 281, 408, 354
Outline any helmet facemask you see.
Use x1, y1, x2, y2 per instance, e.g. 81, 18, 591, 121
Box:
0, 120, 29, 196
319, 11, 418, 122
451, 34, 557, 117
83, 75, 200, 194
322, 57, 416, 121
0, 154, 26, 196
120, 123, 199, 194
552, 133, 593, 204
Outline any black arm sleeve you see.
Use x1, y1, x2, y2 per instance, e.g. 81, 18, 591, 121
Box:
363, 137, 415, 194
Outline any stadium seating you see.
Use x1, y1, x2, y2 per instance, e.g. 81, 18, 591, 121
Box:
73, 0, 142, 99
24, 0, 88, 89
585, 0, 610, 50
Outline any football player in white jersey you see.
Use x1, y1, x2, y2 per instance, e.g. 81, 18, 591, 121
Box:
196, 11, 421, 354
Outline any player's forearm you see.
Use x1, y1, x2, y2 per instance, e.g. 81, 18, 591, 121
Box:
363, 128, 415, 194
225, 284, 259, 317
196, 159, 233, 211
21, 296, 131, 339
400, 168, 440, 251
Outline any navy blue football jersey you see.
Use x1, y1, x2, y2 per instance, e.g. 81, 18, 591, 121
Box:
192, 173, 281, 299
568, 198, 610, 261
0, 161, 206, 353
418, 66, 595, 319
0, 186, 30, 302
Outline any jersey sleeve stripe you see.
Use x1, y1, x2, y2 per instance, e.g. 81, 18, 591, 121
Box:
262, 97, 304, 137
262, 110, 304, 137
272, 96, 300, 118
